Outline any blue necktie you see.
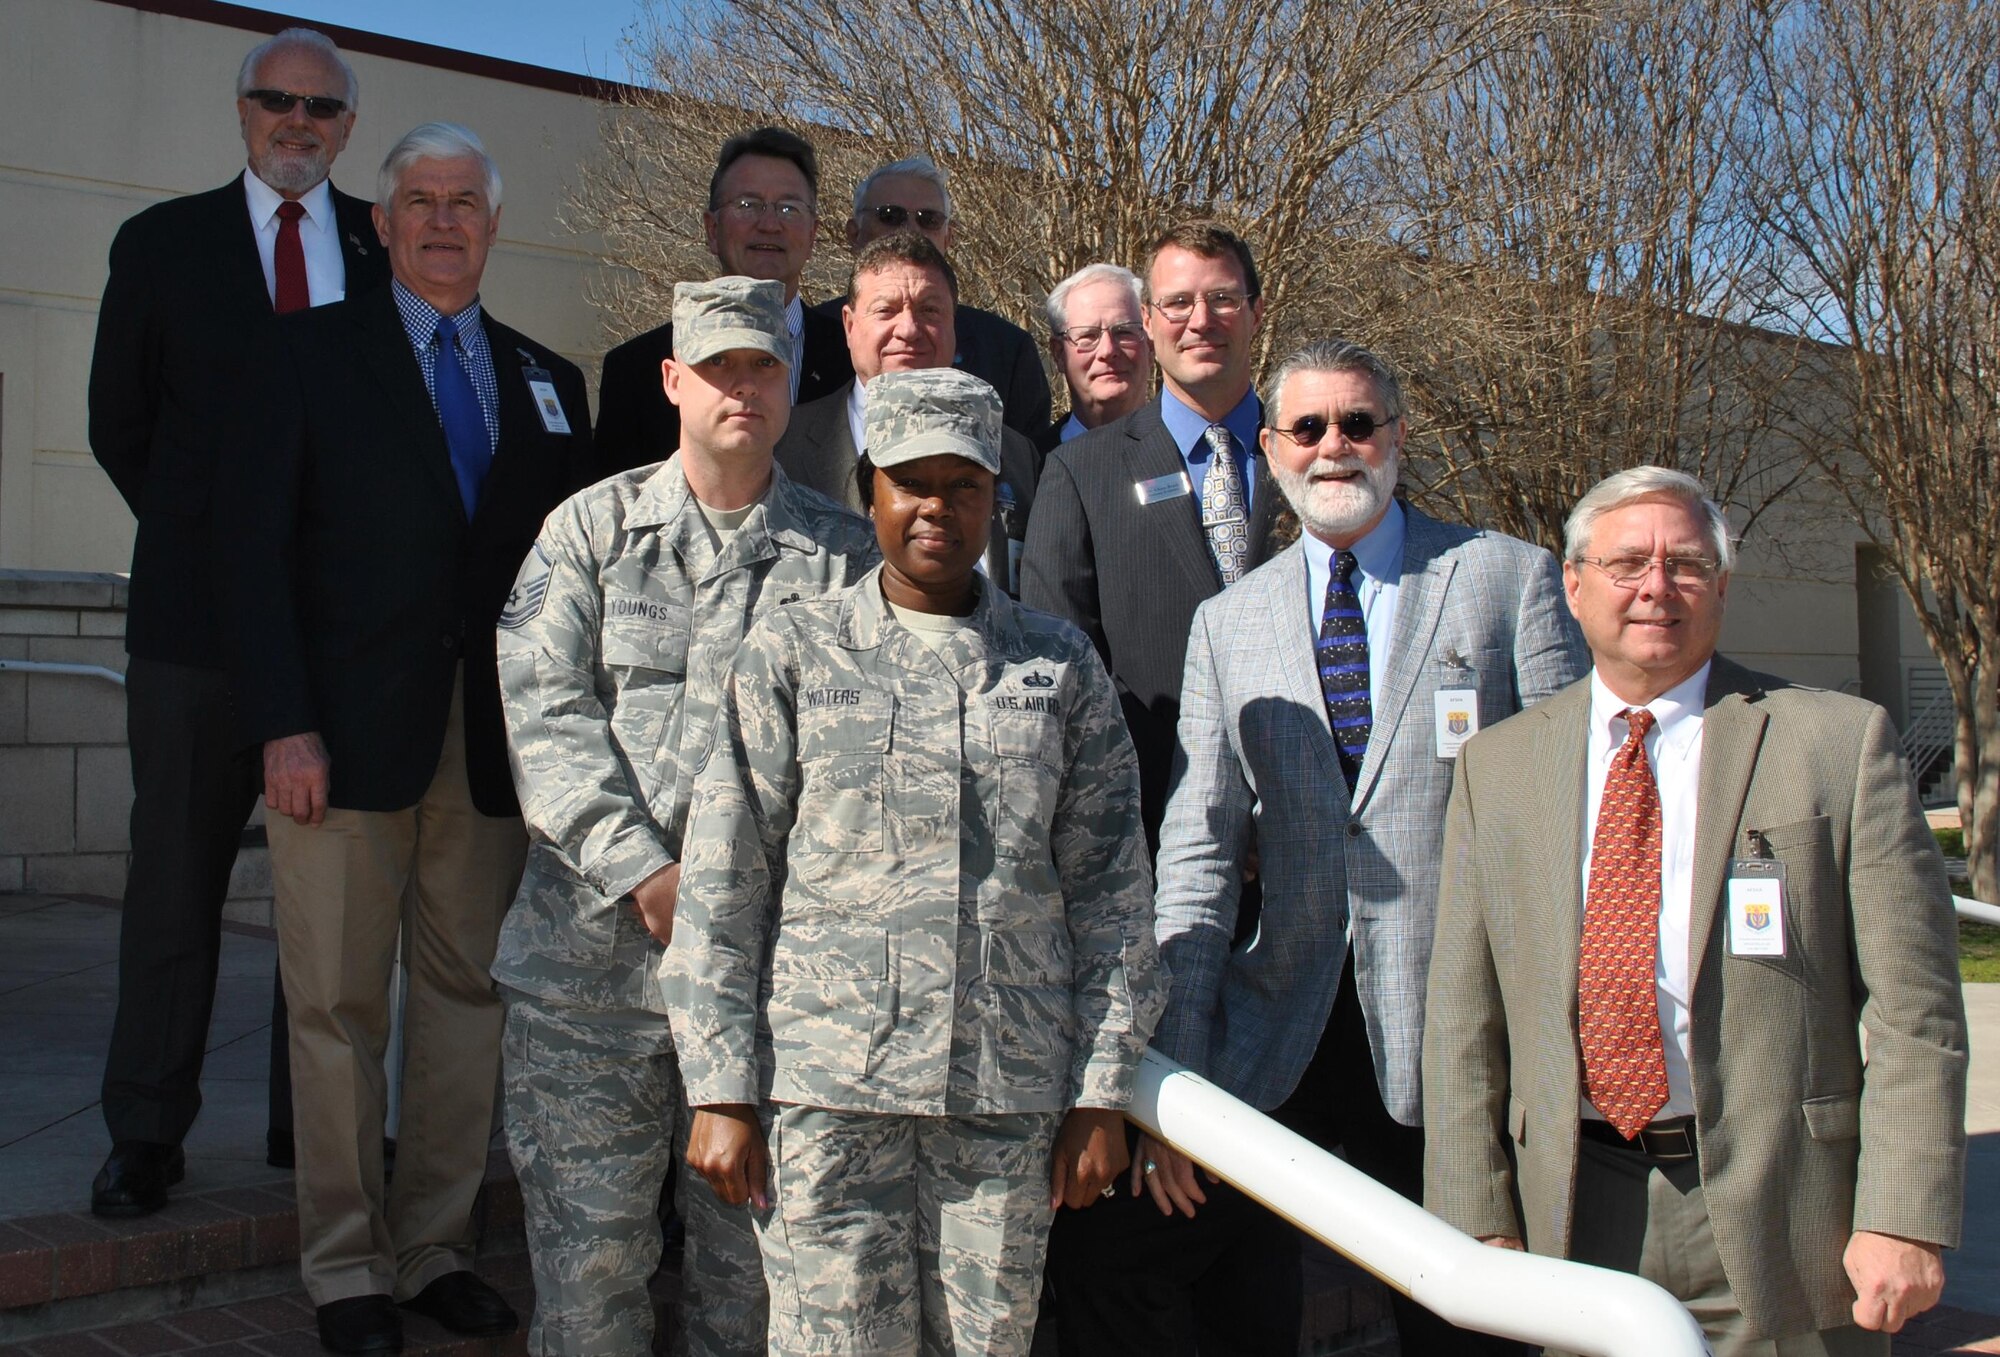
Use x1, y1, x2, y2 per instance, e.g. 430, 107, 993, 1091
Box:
434, 315, 490, 518
1317, 549, 1372, 781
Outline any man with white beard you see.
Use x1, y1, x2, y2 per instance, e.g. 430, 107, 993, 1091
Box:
1044, 337, 1585, 1357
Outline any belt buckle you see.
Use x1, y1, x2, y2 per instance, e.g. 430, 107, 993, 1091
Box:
1640, 1121, 1696, 1160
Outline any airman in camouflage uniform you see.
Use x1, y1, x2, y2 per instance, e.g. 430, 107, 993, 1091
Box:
670, 369, 1166, 1356
492, 277, 878, 1356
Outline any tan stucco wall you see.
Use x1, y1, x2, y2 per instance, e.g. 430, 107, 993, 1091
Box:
0, 0, 617, 575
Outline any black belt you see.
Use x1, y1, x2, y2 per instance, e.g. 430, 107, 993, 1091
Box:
1580, 1116, 1697, 1161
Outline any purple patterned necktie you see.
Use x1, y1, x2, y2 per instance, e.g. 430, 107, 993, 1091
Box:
1316, 549, 1371, 781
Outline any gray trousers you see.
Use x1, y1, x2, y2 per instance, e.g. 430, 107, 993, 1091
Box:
501, 992, 765, 1356
1553, 1136, 1888, 1357
756, 1106, 1063, 1357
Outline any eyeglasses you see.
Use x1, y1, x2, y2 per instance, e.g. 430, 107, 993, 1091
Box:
723, 195, 813, 224
1575, 555, 1722, 588
1270, 411, 1400, 446
243, 88, 348, 120
1058, 324, 1147, 353
867, 204, 950, 232
1147, 290, 1251, 323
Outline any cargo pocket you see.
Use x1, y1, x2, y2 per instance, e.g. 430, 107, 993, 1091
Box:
767, 926, 891, 1073
795, 693, 894, 853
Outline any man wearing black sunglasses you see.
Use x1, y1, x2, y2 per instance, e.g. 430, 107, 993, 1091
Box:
819, 155, 1051, 441
86, 25, 385, 1221
1045, 337, 1586, 1357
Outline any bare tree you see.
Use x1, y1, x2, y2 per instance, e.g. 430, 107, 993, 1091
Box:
567, 0, 1537, 358
1744, 0, 2000, 899
1366, 0, 1817, 557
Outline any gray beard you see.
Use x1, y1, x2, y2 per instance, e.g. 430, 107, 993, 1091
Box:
253, 146, 329, 197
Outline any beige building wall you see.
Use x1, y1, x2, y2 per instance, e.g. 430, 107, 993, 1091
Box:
0, 0, 626, 577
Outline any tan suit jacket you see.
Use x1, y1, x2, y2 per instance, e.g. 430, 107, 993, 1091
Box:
1423, 656, 1967, 1340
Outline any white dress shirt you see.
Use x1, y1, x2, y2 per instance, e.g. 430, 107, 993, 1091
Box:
242, 170, 345, 308
1579, 661, 1711, 1121
846, 378, 868, 457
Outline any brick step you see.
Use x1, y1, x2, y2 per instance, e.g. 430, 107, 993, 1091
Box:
0, 1153, 522, 1347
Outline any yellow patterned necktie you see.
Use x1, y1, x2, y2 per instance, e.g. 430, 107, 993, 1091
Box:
1200, 424, 1249, 583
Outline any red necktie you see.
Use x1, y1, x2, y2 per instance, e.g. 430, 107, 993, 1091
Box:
1578, 706, 1670, 1138
274, 200, 309, 314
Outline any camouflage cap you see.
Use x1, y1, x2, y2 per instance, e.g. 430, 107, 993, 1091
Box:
863, 369, 1003, 475
672, 276, 791, 366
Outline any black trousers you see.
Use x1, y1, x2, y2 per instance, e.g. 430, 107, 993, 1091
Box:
1044, 960, 1529, 1357
100, 657, 288, 1146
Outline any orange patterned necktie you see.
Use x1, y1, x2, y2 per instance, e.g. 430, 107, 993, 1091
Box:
1578, 706, 1669, 1138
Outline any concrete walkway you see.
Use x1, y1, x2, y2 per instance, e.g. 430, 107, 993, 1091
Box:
2, 890, 1996, 1350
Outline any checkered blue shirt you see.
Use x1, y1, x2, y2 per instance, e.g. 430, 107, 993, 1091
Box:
392, 279, 500, 455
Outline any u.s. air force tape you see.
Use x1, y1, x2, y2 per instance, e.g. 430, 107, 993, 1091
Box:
499, 543, 553, 629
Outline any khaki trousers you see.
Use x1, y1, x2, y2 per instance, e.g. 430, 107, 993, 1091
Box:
267, 675, 527, 1305
1553, 1136, 1889, 1357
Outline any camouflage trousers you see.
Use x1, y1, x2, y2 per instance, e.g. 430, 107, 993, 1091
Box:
755, 1106, 1062, 1357
500, 992, 766, 1356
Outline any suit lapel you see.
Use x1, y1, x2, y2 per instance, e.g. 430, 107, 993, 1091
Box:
354, 288, 463, 522
1122, 403, 1219, 599
1686, 659, 1770, 996
213, 179, 276, 318
815, 386, 862, 512
476, 314, 538, 534
1534, 685, 1594, 1025
1266, 543, 1345, 790
330, 189, 380, 288
1353, 506, 1453, 811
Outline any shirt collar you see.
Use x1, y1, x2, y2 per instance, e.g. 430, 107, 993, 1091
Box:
1059, 412, 1087, 443
391, 277, 484, 349
243, 168, 333, 232
1303, 499, 1406, 585
1160, 385, 1260, 460
1589, 660, 1711, 760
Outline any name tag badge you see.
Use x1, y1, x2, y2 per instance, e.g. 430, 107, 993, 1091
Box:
1434, 687, 1479, 759
1134, 471, 1192, 506
523, 366, 572, 435
1726, 859, 1788, 957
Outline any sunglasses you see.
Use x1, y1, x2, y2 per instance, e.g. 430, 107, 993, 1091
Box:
244, 88, 348, 120
868, 204, 950, 232
1270, 411, 1400, 446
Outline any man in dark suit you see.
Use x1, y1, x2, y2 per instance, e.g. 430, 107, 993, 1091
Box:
86, 26, 386, 1218
776, 231, 1039, 595
816, 154, 1051, 438
217, 123, 593, 1355
594, 127, 851, 475
1038, 262, 1153, 457
1425, 467, 1966, 1355
1022, 221, 1283, 848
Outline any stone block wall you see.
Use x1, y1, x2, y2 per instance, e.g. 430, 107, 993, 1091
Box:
0, 569, 270, 920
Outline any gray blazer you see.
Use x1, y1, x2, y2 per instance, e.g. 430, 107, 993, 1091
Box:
774, 379, 1040, 595
1423, 658, 1968, 1339
1152, 506, 1585, 1122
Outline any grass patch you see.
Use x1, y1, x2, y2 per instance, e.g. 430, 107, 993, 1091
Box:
1964, 922, 2000, 984
1935, 826, 1965, 858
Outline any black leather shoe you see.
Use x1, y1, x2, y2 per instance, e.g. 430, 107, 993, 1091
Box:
401, 1271, 517, 1336
316, 1295, 402, 1353
90, 1141, 184, 1217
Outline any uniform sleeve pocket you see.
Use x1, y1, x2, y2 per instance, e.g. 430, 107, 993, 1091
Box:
795, 694, 893, 854
1802, 1092, 1860, 1141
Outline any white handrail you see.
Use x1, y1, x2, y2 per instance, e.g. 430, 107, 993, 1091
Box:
0, 658, 126, 685
1128, 1050, 1712, 1357
1958, 895, 2000, 927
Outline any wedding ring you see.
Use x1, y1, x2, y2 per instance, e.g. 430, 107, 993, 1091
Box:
1143, 1159, 1158, 1174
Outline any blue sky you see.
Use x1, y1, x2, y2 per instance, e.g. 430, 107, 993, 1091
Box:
255, 1, 650, 83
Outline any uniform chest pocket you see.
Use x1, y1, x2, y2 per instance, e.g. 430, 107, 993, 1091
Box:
989, 710, 1062, 862
795, 692, 894, 854
600, 616, 691, 785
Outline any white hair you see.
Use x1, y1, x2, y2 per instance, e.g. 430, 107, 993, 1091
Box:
1262, 337, 1404, 429
377, 122, 503, 210
1563, 466, 1735, 571
852, 154, 952, 218
238, 27, 358, 109
1044, 263, 1143, 335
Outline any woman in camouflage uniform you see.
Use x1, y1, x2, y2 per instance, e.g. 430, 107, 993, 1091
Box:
670, 368, 1165, 1356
